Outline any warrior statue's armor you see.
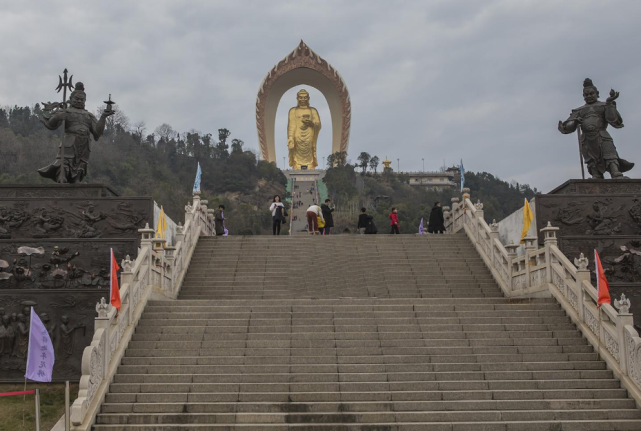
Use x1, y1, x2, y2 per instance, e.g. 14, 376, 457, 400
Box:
558, 78, 633, 179
39, 77, 113, 183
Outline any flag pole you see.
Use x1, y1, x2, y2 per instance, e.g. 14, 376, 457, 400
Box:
576, 129, 585, 180
65, 381, 71, 431
597, 307, 602, 361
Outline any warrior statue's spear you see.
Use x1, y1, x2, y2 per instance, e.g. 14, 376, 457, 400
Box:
55, 68, 74, 183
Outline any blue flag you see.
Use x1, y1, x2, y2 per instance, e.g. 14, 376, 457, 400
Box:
25, 308, 55, 382
460, 159, 465, 192
193, 162, 202, 192
418, 218, 424, 234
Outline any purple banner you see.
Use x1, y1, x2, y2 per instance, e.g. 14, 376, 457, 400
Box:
24, 307, 55, 382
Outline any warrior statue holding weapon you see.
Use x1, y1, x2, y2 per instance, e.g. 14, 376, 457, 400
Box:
39, 68, 115, 183
558, 78, 633, 179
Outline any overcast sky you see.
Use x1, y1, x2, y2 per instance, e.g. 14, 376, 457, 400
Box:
1, 0, 640, 193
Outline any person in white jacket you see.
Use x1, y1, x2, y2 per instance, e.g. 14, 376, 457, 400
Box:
306, 204, 324, 235
269, 195, 286, 235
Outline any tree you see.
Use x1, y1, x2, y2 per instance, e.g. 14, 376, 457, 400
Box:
132, 121, 146, 144
231, 139, 244, 153
326, 153, 335, 168
214, 128, 231, 158
357, 152, 371, 176
369, 156, 380, 176
154, 123, 176, 143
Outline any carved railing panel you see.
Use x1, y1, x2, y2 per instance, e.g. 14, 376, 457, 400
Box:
67, 192, 213, 430
447, 189, 641, 404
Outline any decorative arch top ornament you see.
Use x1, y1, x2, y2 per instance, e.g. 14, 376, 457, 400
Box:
256, 40, 351, 165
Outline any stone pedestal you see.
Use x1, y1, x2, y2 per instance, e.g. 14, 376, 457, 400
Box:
536, 179, 641, 327
0, 184, 154, 382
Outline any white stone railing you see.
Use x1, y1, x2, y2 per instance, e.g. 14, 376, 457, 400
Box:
65, 191, 214, 430
445, 188, 641, 403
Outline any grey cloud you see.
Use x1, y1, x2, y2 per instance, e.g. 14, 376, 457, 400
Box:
1, 0, 640, 192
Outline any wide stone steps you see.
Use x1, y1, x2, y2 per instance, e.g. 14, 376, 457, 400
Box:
95, 235, 641, 430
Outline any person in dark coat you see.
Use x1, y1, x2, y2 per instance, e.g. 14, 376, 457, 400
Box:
427, 202, 445, 234
357, 207, 369, 234
214, 205, 226, 236
321, 199, 335, 234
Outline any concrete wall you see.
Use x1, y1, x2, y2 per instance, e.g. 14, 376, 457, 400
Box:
497, 198, 537, 256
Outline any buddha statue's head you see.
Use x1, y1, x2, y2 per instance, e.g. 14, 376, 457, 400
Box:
297, 89, 310, 108
583, 78, 599, 105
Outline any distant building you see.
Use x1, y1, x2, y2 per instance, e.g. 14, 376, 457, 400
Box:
402, 166, 461, 191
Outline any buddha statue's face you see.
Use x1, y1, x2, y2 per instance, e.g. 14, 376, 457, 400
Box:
297, 91, 310, 108
583, 87, 598, 104
71, 92, 86, 109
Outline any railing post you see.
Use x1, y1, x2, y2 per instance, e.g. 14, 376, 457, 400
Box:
505, 242, 519, 292
94, 298, 113, 383
489, 219, 500, 270
574, 253, 589, 322
120, 255, 134, 326
164, 244, 176, 295
474, 201, 484, 245
541, 222, 559, 283
451, 197, 460, 233
139, 223, 155, 286
614, 294, 633, 375
207, 209, 216, 236
443, 206, 451, 233
523, 236, 537, 288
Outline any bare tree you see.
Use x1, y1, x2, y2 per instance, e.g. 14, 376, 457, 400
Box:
133, 121, 146, 143
154, 123, 176, 143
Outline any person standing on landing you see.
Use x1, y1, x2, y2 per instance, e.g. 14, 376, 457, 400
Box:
306, 203, 324, 235
427, 201, 445, 234
269, 195, 286, 236
389, 207, 400, 234
214, 205, 226, 236
321, 199, 334, 235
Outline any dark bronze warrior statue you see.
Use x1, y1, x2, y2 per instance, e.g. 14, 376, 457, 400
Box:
558, 78, 633, 179
39, 69, 114, 183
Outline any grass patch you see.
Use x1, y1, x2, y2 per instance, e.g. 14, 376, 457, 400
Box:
0, 383, 76, 431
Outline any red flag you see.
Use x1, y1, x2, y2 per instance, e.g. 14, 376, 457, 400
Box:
110, 248, 121, 311
594, 250, 610, 308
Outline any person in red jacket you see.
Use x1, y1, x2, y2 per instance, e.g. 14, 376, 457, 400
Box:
389, 207, 400, 234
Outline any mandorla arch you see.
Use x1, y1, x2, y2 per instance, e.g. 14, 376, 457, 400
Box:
255, 40, 351, 166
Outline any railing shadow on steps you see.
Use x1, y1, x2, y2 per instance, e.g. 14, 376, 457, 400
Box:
444, 187, 641, 406
54, 191, 215, 431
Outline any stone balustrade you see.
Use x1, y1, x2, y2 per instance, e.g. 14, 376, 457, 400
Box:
446, 190, 641, 404
65, 192, 214, 430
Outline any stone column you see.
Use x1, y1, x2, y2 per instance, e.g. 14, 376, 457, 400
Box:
462, 187, 470, 204
163, 245, 176, 296
474, 201, 484, 245
489, 219, 500, 268
522, 236, 537, 288
120, 255, 134, 326
574, 253, 590, 321
443, 206, 451, 233
613, 294, 633, 374
138, 223, 155, 288
540, 222, 559, 283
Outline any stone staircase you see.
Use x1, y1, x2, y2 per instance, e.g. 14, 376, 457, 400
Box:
93, 235, 641, 430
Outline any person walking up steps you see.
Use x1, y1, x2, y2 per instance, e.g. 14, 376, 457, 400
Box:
389, 207, 400, 234
306, 203, 323, 235
269, 195, 286, 235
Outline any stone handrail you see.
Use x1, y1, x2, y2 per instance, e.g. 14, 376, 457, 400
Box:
65, 191, 214, 430
445, 188, 641, 403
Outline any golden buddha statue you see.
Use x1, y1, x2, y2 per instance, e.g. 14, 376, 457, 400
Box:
287, 89, 321, 169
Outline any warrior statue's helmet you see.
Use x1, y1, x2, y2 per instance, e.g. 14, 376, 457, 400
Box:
583, 78, 599, 97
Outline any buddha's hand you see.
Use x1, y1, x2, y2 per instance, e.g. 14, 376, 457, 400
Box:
302, 118, 314, 127
606, 89, 620, 104
287, 138, 295, 149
